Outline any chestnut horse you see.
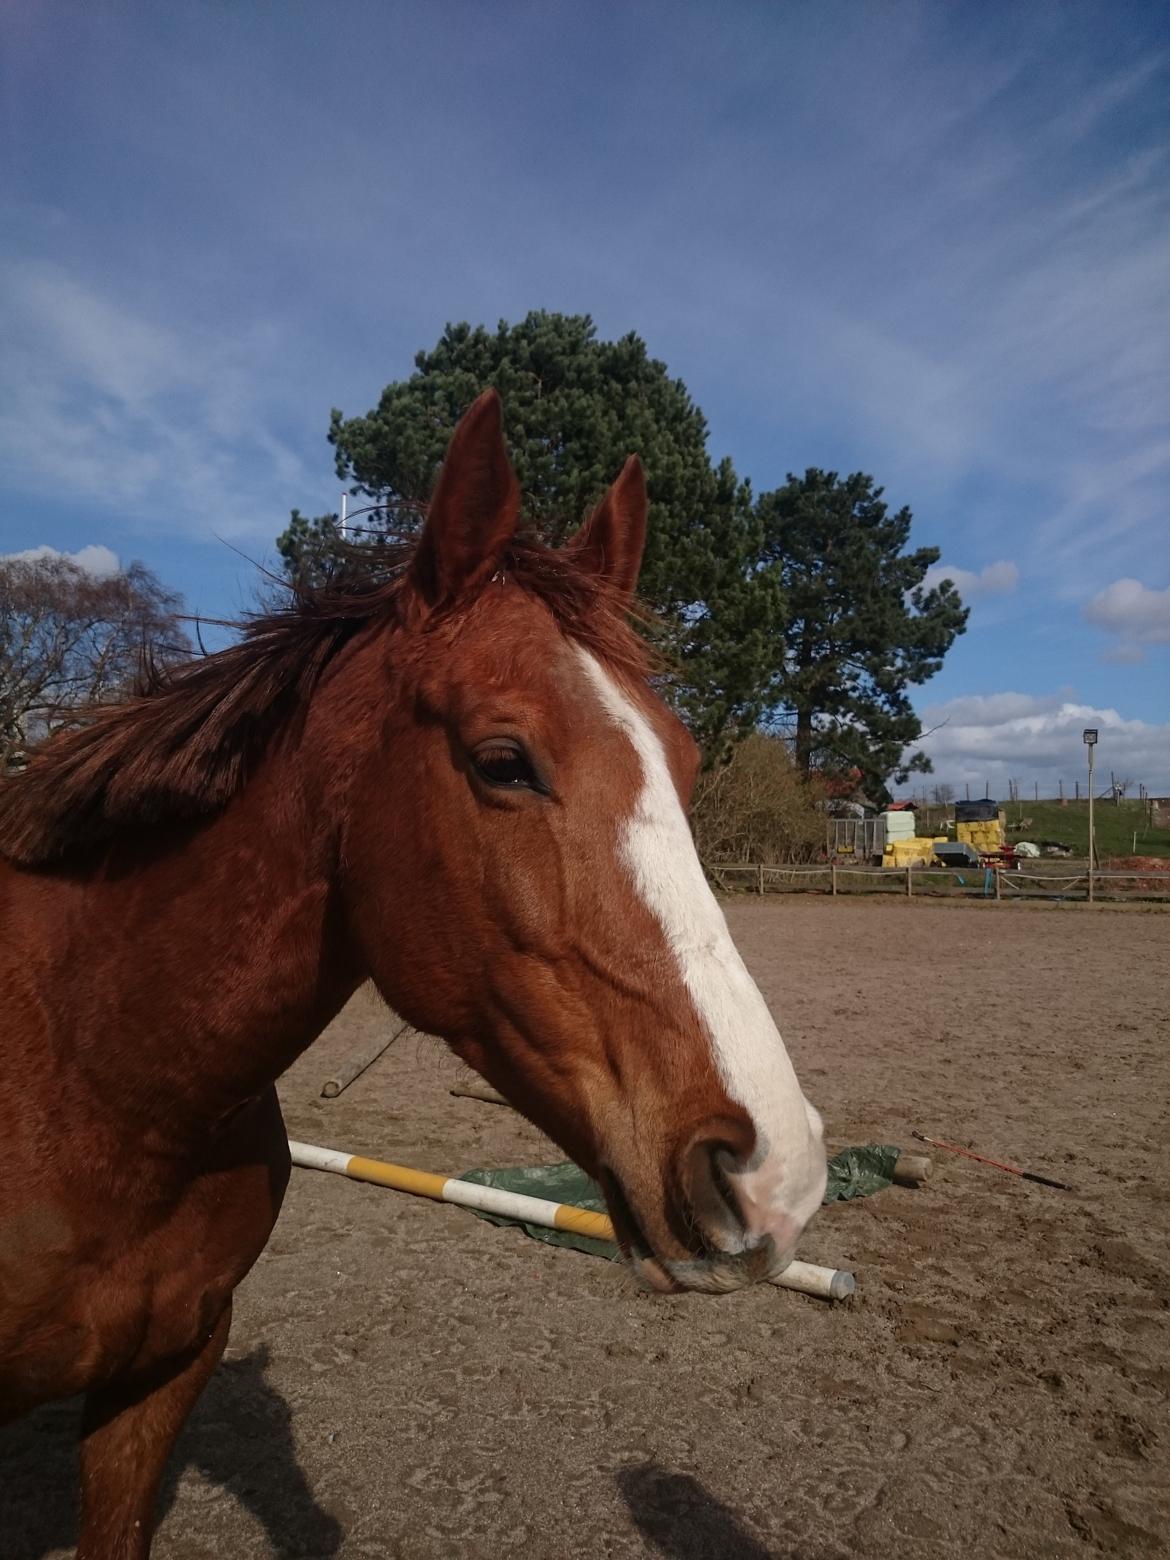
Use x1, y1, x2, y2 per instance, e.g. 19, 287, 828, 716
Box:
0, 391, 826, 1558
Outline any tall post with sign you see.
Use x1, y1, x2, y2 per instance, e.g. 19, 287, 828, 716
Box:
1083, 728, 1098, 896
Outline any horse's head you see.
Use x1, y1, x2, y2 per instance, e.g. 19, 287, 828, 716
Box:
338, 391, 826, 1293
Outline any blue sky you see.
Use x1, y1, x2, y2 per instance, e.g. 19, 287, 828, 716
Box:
2, 1, 1168, 792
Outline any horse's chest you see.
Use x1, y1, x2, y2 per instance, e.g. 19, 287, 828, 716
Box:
0, 1146, 282, 1418
0, 1250, 229, 1413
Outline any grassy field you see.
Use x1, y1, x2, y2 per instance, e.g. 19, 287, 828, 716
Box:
915, 798, 1170, 860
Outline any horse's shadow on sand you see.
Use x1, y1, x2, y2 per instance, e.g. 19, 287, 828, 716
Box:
616, 1463, 779, 1560
0, 1346, 342, 1560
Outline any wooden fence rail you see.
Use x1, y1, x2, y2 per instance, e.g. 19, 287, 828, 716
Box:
707, 862, 1170, 905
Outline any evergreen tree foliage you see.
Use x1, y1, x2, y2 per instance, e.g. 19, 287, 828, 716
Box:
277, 318, 969, 789
277, 312, 781, 752
756, 469, 968, 800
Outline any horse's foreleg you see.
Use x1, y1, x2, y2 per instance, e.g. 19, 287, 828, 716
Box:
76, 1302, 233, 1560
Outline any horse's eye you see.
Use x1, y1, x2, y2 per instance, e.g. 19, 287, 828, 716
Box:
472, 741, 542, 791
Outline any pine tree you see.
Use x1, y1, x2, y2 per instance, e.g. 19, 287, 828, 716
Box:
277, 312, 781, 752
756, 469, 968, 800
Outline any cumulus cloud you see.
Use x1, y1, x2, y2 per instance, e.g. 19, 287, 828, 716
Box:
914, 691, 1170, 796
1084, 578, 1170, 661
921, 560, 1020, 599
3, 543, 121, 578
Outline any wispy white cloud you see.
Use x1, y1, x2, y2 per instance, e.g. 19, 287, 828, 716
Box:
915, 691, 1170, 793
922, 560, 1019, 599
0, 258, 323, 543
656, 37, 1170, 588
3, 542, 121, 577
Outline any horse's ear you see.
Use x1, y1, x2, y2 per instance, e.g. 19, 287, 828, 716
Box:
411, 389, 520, 607
567, 456, 648, 599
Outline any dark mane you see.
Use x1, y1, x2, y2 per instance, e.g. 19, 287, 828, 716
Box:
0, 535, 652, 868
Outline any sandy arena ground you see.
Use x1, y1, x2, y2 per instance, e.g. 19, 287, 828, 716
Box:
2, 898, 1168, 1559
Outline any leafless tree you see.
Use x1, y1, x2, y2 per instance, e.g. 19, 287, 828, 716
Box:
1, 554, 190, 769
931, 782, 956, 805
690, 732, 824, 865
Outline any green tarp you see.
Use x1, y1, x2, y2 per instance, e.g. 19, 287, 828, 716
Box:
823, 1143, 902, 1202
459, 1144, 901, 1259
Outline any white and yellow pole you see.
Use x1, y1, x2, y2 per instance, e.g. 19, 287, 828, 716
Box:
288, 1140, 855, 1301
290, 1139, 615, 1242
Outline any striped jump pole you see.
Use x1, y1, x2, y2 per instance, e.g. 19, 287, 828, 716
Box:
288, 1139, 855, 1301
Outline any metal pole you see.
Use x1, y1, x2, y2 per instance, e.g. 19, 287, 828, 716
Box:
1088, 744, 1095, 873
831, 864, 838, 897
339, 492, 348, 541
906, 865, 913, 899
995, 868, 1002, 902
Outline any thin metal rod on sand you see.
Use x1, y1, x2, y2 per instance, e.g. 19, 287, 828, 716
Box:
912, 1131, 1073, 1190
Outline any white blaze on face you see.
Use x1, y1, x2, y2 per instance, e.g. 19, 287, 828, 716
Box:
574, 649, 827, 1254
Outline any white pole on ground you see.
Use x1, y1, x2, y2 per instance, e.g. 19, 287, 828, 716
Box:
288, 1140, 856, 1301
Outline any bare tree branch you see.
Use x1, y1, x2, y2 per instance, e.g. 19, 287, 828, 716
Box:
1, 555, 191, 769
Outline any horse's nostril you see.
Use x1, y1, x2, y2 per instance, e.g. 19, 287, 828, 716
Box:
709, 1147, 744, 1225
681, 1133, 751, 1254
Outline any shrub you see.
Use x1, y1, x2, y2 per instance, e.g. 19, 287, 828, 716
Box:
690, 733, 824, 866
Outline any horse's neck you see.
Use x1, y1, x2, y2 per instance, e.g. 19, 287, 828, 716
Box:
19, 755, 363, 1150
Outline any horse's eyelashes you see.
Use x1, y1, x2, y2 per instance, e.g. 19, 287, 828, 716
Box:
472, 742, 543, 791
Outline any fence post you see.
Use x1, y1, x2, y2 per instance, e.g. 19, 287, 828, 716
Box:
995, 868, 1002, 902
906, 866, 913, 899
1088, 866, 1095, 905
757, 863, 765, 896
831, 864, 838, 897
